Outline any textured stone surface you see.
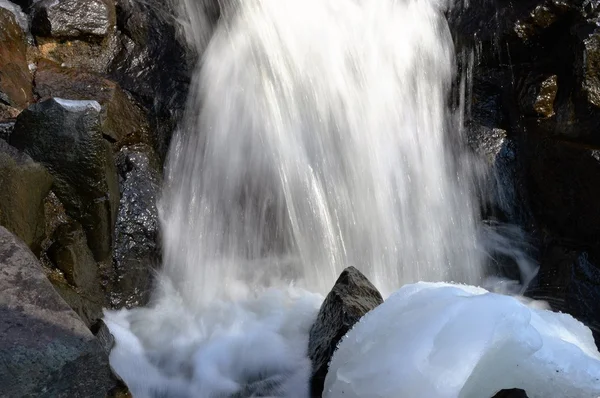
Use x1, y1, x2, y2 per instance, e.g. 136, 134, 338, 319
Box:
0, 226, 117, 397
0, 6, 33, 118
0, 139, 53, 254
32, 0, 116, 39
11, 98, 119, 261
34, 59, 150, 147
110, 144, 161, 308
109, 0, 195, 160
308, 267, 383, 397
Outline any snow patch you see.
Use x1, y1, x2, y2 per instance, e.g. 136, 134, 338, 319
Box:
54, 98, 102, 113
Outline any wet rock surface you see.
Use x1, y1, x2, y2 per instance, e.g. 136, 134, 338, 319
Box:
0, 226, 117, 397
11, 98, 119, 261
0, 121, 14, 140
0, 139, 53, 254
308, 266, 384, 397
110, 144, 161, 308
31, 0, 116, 40
0, 6, 33, 119
109, 0, 194, 160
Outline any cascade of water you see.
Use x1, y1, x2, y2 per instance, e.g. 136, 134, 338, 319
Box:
161, 0, 483, 304
103, 1, 542, 396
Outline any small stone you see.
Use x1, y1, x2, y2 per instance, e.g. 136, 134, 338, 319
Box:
308, 266, 384, 397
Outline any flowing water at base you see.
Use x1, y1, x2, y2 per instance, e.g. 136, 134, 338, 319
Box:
104, 0, 540, 396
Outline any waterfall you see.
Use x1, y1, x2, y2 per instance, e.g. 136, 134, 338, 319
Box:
103, 0, 540, 396
161, 0, 482, 304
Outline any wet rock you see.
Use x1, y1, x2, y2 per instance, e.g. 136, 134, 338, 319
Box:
36, 33, 122, 74
308, 266, 383, 397
31, 0, 116, 40
0, 226, 117, 397
110, 144, 161, 308
518, 74, 558, 118
582, 31, 600, 108
0, 120, 14, 141
0, 140, 53, 254
109, 0, 195, 160
34, 59, 150, 147
0, 6, 33, 119
11, 98, 119, 261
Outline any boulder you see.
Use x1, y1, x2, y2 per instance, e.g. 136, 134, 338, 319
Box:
110, 144, 161, 308
0, 139, 53, 254
308, 266, 383, 397
0, 5, 33, 119
0, 226, 117, 397
34, 59, 150, 147
31, 0, 116, 40
10, 98, 119, 261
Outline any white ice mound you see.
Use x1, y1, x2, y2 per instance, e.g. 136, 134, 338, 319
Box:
324, 282, 600, 398
104, 286, 322, 398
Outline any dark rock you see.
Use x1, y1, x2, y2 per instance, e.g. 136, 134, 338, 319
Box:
308, 266, 383, 397
0, 139, 53, 254
492, 389, 529, 398
0, 121, 14, 140
11, 98, 119, 261
31, 0, 116, 40
0, 6, 33, 119
109, 0, 195, 160
0, 225, 117, 397
34, 59, 150, 147
110, 144, 161, 308
518, 74, 558, 118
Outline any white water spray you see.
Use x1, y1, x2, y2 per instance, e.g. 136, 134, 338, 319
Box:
103, 0, 558, 397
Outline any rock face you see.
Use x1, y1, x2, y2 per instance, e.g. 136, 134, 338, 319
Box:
109, 0, 194, 160
308, 266, 384, 397
110, 144, 161, 308
0, 6, 33, 119
11, 98, 119, 261
31, 0, 116, 39
0, 226, 117, 397
0, 121, 13, 140
0, 139, 53, 254
451, 0, 600, 344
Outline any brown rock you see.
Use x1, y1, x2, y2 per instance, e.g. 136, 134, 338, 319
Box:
0, 140, 53, 254
0, 7, 33, 119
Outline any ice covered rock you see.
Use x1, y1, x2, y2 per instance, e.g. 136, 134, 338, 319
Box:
324, 282, 600, 398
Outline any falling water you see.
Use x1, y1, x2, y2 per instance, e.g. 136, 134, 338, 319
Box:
104, 0, 537, 396
161, 0, 483, 303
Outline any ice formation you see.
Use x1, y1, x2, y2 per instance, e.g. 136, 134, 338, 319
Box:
324, 282, 600, 398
